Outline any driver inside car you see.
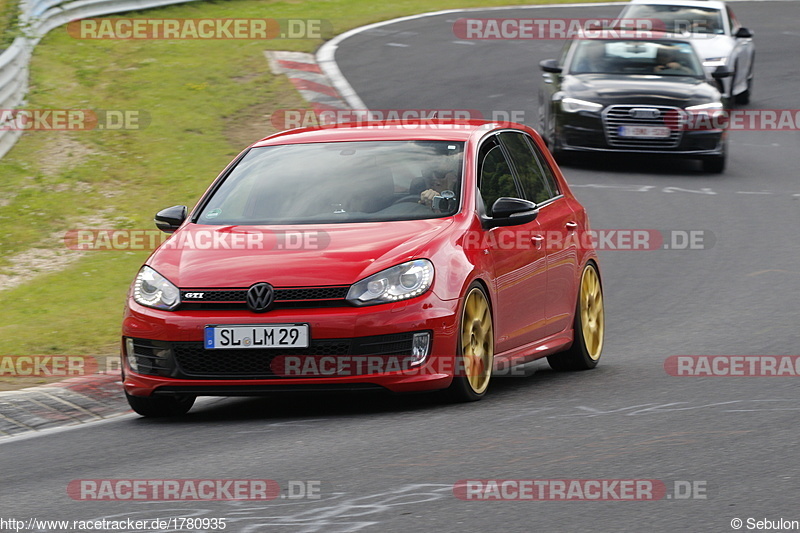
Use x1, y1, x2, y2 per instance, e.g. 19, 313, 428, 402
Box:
654, 47, 694, 74
419, 168, 458, 209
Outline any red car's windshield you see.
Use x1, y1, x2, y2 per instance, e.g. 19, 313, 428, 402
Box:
197, 140, 465, 224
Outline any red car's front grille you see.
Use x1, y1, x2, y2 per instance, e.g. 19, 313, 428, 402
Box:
178, 286, 350, 310
173, 341, 351, 376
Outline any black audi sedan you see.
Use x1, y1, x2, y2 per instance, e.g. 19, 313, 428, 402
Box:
538, 38, 730, 172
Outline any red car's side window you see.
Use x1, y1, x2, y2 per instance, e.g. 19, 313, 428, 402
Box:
523, 136, 560, 198
477, 138, 519, 217
499, 131, 554, 204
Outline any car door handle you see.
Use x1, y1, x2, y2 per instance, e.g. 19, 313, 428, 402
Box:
565, 221, 578, 230
531, 235, 545, 249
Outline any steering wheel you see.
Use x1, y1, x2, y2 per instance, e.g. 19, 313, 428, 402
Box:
393, 195, 422, 205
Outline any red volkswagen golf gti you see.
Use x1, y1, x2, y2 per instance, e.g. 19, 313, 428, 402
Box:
122, 119, 604, 416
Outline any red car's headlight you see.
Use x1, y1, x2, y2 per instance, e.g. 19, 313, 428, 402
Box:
133, 266, 180, 311
346, 259, 434, 306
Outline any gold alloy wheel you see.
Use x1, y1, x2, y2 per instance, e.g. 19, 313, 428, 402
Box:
580, 265, 604, 360
460, 287, 494, 394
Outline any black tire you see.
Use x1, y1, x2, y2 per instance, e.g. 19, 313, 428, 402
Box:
541, 112, 566, 162
702, 153, 726, 174
126, 392, 195, 417
548, 263, 604, 371
549, 138, 569, 165
446, 283, 494, 402
701, 137, 727, 174
734, 73, 752, 105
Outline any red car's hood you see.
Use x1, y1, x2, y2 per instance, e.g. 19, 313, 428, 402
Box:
147, 219, 453, 288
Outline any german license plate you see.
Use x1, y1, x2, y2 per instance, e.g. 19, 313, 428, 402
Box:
618, 126, 671, 138
204, 324, 309, 349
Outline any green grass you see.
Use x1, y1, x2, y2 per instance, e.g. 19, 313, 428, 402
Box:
0, 0, 19, 46
0, 0, 608, 360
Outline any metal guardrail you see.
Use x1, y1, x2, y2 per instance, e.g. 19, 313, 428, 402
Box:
0, 0, 198, 158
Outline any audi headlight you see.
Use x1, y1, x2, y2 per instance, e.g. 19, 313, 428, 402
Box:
686, 102, 724, 111
561, 97, 603, 113
347, 259, 434, 305
133, 266, 180, 310
683, 102, 727, 130
703, 57, 727, 67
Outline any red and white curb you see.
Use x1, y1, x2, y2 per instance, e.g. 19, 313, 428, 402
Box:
266, 51, 352, 113
0, 372, 128, 437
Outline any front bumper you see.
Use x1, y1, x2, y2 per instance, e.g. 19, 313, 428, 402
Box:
122, 291, 460, 397
556, 108, 726, 157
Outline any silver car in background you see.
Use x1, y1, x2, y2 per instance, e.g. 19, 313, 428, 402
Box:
618, 0, 755, 103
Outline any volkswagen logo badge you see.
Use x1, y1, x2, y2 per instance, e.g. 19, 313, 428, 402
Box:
246, 283, 274, 313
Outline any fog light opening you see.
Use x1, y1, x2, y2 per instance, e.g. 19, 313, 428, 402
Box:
125, 338, 138, 372
410, 332, 431, 366
124, 338, 174, 376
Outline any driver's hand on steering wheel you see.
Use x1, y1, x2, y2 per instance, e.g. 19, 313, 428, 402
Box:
419, 189, 438, 207
655, 61, 690, 73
